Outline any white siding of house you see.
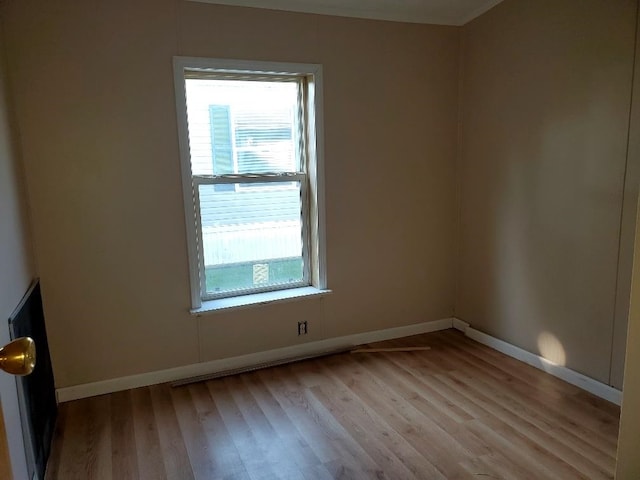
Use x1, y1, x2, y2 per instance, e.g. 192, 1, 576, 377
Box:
199, 185, 303, 265
199, 185, 300, 226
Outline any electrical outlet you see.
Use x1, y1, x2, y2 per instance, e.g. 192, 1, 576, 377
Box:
298, 321, 308, 335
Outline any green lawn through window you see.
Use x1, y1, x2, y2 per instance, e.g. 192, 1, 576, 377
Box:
205, 257, 303, 294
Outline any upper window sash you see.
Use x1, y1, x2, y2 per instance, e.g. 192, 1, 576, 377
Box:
184, 70, 302, 83
193, 172, 306, 185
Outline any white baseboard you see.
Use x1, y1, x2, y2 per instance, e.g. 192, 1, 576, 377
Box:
56, 317, 454, 403
57, 316, 621, 406
452, 318, 469, 333
454, 318, 622, 405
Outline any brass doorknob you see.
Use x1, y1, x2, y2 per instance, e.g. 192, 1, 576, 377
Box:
0, 337, 36, 376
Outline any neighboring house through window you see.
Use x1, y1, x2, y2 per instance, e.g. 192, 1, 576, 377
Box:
173, 57, 327, 310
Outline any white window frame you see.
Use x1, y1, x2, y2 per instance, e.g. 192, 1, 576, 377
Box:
173, 57, 328, 312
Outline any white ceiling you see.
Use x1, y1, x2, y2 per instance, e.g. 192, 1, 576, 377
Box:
188, 0, 505, 26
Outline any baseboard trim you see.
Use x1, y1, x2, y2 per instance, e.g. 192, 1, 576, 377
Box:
454, 318, 622, 405
56, 317, 454, 402
57, 316, 621, 405
452, 318, 469, 333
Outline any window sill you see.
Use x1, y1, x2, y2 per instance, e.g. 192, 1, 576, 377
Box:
190, 286, 332, 315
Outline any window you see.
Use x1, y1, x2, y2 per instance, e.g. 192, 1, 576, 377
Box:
173, 57, 327, 310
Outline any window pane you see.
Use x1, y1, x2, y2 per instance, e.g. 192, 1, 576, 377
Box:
199, 182, 305, 296
185, 78, 300, 176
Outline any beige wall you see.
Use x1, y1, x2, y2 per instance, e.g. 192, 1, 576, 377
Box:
0, 15, 33, 480
3, 0, 459, 388
457, 0, 637, 384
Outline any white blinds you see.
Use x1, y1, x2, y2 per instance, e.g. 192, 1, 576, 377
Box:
184, 74, 304, 177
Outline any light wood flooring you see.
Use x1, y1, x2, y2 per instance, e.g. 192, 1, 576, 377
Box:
45, 329, 620, 479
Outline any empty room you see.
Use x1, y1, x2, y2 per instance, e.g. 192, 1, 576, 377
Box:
1, 0, 640, 478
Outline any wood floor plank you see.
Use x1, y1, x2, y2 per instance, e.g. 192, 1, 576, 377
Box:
433, 331, 619, 453
46, 329, 620, 480
435, 331, 587, 399
351, 353, 492, 457
461, 451, 543, 480
206, 378, 290, 480
435, 371, 596, 479
170, 384, 231, 479
478, 414, 594, 480
240, 371, 336, 467
313, 355, 470, 479
84, 395, 112, 479
189, 382, 252, 480
382, 350, 495, 420
226, 374, 323, 472
131, 387, 167, 479
308, 383, 420, 480
465, 418, 561, 480
437, 331, 620, 429
149, 384, 195, 480
110, 390, 139, 479
55, 396, 112, 479
54, 400, 90, 479
221, 375, 310, 478
300, 463, 338, 480
257, 364, 386, 479
449, 368, 616, 475
290, 358, 449, 479
459, 454, 513, 480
